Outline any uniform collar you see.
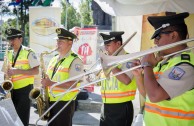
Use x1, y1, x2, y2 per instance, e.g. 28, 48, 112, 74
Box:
58, 50, 72, 61
117, 49, 126, 56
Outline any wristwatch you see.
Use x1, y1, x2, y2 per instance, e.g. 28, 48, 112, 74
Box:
142, 62, 153, 68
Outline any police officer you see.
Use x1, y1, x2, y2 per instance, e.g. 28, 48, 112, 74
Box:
41, 28, 84, 126
133, 12, 194, 125
99, 31, 137, 126
3, 28, 40, 126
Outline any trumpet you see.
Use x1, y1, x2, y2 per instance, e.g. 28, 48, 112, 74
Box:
1, 43, 13, 98
29, 48, 57, 120
49, 37, 194, 97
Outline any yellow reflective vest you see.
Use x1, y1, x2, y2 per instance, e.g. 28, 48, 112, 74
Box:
101, 65, 137, 103
144, 52, 194, 126
8, 46, 35, 89
47, 52, 80, 101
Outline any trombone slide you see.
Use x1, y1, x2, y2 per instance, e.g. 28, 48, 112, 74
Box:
101, 38, 194, 68
50, 38, 194, 98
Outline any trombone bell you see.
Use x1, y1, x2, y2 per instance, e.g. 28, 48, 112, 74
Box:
100, 52, 119, 78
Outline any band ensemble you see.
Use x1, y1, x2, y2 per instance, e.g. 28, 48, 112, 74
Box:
0, 12, 194, 126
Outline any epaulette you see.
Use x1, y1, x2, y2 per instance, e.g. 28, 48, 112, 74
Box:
181, 54, 190, 61
23, 46, 32, 52
71, 53, 78, 57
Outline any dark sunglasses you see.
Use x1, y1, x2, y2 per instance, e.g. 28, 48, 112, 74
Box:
155, 31, 174, 40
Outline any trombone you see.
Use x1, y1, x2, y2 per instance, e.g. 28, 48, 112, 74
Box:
49, 37, 194, 97
41, 37, 194, 126
35, 32, 137, 126
50, 31, 137, 97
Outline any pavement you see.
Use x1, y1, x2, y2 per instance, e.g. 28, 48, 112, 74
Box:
0, 61, 140, 126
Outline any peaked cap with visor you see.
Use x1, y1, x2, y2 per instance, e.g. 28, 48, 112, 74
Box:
100, 31, 124, 44
148, 12, 189, 39
54, 28, 77, 40
5, 28, 23, 40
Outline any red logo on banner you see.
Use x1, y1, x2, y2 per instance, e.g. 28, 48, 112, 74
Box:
78, 43, 92, 64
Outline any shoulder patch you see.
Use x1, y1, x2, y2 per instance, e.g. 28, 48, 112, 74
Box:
31, 52, 37, 59
126, 62, 132, 69
181, 54, 190, 61
168, 66, 185, 80
75, 64, 81, 71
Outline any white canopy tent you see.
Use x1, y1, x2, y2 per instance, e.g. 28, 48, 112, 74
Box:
94, 0, 194, 16
94, 0, 194, 53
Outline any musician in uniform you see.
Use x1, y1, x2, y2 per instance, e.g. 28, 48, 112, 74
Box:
2, 28, 40, 126
41, 28, 84, 126
99, 31, 137, 126
133, 12, 194, 125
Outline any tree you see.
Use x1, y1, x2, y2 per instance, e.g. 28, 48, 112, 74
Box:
79, 0, 93, 26
61, 1, 80, 30
5, 0, 54, 46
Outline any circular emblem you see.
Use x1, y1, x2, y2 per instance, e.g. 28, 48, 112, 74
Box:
56, 28, 61, 34
7, 29, 12, 35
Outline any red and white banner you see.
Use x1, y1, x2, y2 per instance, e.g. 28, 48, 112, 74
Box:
72, 27, 98, 92
72, 27, 98, 69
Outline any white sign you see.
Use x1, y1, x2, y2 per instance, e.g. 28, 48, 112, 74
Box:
72, 27, 98, 69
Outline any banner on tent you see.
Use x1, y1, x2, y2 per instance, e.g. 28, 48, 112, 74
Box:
29, 7, 61, 54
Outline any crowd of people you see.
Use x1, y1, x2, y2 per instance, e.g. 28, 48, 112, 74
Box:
1, 12, 194, 126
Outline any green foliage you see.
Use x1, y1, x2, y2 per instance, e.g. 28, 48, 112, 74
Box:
61, 0, 93, 29
79, 0, 93, 26
61, 1, 81, 30
1, 0, 94, 42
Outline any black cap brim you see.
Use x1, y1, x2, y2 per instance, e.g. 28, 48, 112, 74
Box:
148, 12, 189, 39
151, 29, 161, 39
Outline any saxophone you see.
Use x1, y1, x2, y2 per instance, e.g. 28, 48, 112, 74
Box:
1, 43, 13, 98
29, 48, 57, 120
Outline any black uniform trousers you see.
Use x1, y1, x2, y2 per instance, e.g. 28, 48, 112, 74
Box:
48, 101, 75, 126
100, 101, 134, 126
11, 84, 33, 126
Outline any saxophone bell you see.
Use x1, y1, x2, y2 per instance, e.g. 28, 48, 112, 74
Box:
2, 80, 13, 92
1, 43, 13, 97
29, 48, 57, 120
29, 88, 49, 120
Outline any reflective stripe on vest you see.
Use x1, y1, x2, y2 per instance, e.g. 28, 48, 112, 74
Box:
101, 64, 137, 103
8, 47, 34, 89
144, 52, 194, 126
145, 102, 194, 120
101, 90, 136, 98
47, 52, 80, 101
